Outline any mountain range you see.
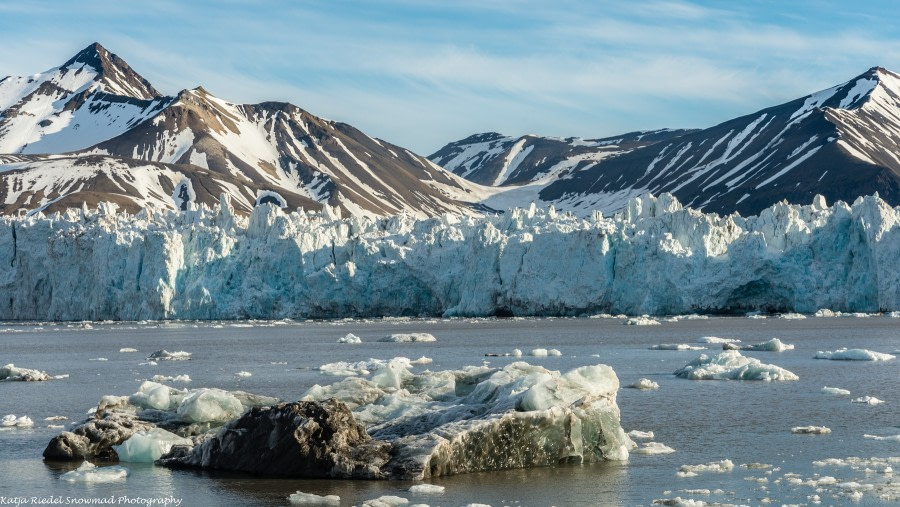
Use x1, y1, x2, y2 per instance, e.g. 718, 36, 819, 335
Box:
3, 43, 900, 218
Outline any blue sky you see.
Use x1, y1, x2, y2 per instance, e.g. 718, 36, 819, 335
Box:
3, 1, 900, 154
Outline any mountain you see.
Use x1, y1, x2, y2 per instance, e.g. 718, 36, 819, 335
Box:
0, 43, 487, 217
429, 130, 695, 187
432, 67, 900, 216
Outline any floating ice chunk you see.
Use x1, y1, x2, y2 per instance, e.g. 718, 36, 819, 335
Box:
362, 495, 409, 507
150, 374, 191, 383
119, 348, 138, 353
633, 442, 676, 454
1, 414, 34, 427
529, 348, 549, 357
697, 337, 740, 344
235, 371, 252, 378
371, 358, 413, 390
625, 316, 660, 326
628, 378, 660, 390
318, 359, 382, 376
822, 386, 851, 395
677, 459, 735, 477
863, 434, 900, 441
48, 424, 65, 429
89, 357, 108, 361
741, 463, 772, 469
725, 338, 794, 352
815, 348, 895, 361
379, 333, 436, 343
547, 349, 562, 356
792, 426, 831, 434
815, 309, 836, 317
148, 350, 192, 361
851, 396, 885, 405
288, 491, 341, 505
113, 428, 193, 462
338, 333, 362, 344
628, 430, 655, 439
651, 344, 706, 351
512, 348, 523, 357
44, 416, 68, 421
777, 313, 806, 320
0, 363, 52, 381
129, 381, 180, 410
409, 356, 432, 365
177, 388, 244, 423
674, 351, 799, 381
408, 484, 445, 494
60, 462, 128, 482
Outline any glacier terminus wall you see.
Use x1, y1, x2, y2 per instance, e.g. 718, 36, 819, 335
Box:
2, 192, 900, 321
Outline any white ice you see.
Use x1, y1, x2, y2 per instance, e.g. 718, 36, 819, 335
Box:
822, 386, 851, 395
677, 459, 735, 478
625, 316, 660, 326
147, 350, 192, 361
851, 396, 885, 405
651, 344, 705, 351
729, 338, 794, 352
362, 495, 409, 507
235, 371, 252, 377
60, 462, 128, 483
288, 491, 341, 505
814, 348, 895, 361
674, 351, 799, 381
628, 378, 660, 390
0, 363, 51, 381
697, 337, 740, 344
1, 414, 34, 428
380, 333, 437, 343
628, 430, 655, 439
863, 434, 900, 441
113, 428, 193, 462
150, 374, 191, 383
176, 388, 245, 423
633, 442, 676, 455
791, 426, 831, 435
119, 348, 138, 353
407, 484, 445, 494
338, 333, 362, 344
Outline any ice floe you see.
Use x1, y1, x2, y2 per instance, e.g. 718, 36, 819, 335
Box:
674, 351, 799, 381
288, 491, 341, 505
814, 348, 895, 361
723, 338, 794, 352
407, 484, 445, 494
529, 348, 561, 356
235, 371, 252, 378
627, 378, 660, 390
863, 434, 900, 441
697, 337, 740, 344
628, 430, 655, 439
822, 386, 851, 395
677, 459, 735, 478
113, 428, 193, 462
119, 347, 138, 353
338, 333, 362, 344
60, 462, 128, 483
625, 316, 660, 326
150, 374, 191, 383
650, 344, 705, 351
147, 350, 192, 361
379, 333, 436, 343
633, 442, 676, 455
777, 313, 807, 320
791, 426, 831, 434
362, 496, 408, 507
1, 414, 34, 428
0, 363, 52, 381
851, 396, 885, 405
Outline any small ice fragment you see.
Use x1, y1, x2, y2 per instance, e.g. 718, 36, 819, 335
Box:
119, 348, 138, 353
150, 374, 191, 383
863, 434, 900, 441
697, 336, 740, 344
547, 349, 562, 356
44, 416, 68, 421
791, 426, 831, 434
362, 495, 409, 507
1, 363, 52, 381
89, 358, 108, 361
627, 378, 660, 390
650, 344, 705, 351
60, 462, 128, 483
814, 348, 895, 361
628, 430, 654, 439
624, 316, 660, 326
529, 348, 548, 357
338, 333, 362, 344
822, 386, 851, 395
379, 333, 436, 343
633, 442, 676, 454
288, 491, 341, 505
409, 356, 432, 365
677, 459, 734, 477
726, 338, 794, 352
148, 350, 192, 361
777, 313, 806, 320
235, 371, 252, 378
851, 396, 885, 405
408, 484, 445, 494
512, 348, 523, 357
1, 414, 33, 427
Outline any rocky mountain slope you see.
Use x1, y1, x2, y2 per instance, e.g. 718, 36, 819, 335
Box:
432, 67, 900, 216
0, 43, 487, 217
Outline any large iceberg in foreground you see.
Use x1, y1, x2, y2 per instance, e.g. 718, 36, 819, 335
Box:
157, 360, 631, 479
6, 193, 900, 319
674, 350, 799, 381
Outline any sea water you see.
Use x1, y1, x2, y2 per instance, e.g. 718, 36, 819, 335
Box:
0, 316, 897, 505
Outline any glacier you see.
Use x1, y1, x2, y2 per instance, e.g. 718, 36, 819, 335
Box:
3, 192, 900, 320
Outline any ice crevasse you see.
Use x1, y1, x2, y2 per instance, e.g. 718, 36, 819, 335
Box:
3, 192, 900, 319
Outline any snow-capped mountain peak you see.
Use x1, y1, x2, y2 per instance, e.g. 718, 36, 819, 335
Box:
59, 42, 160, 100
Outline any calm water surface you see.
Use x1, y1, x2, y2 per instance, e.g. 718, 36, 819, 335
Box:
1, 317, 898, 506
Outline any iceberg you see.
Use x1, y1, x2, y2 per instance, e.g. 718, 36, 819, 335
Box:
676, 459, 735, 478
176, 388, 244, 423
113, 428, 192, 462
625, 316, 660, 326
792, 426, 831, 435
0, 363, 52, 381
627, 378, 660, 390
60, 462, 128, 483
1, 414, 34, 428
723, 338, 794, 352
822, 386, 851, 395
851, 396, 885, 405
697, 337, 740, 344
814, 348, 896, 361
338, 333, 362, 344
633, 442, 676, 455
408, 484, 445, 494
160, 360, 632, 479
147, 350, 192, 361
288, 491, 341, 505
379, 333, 437, 343
674, 351, 799, 381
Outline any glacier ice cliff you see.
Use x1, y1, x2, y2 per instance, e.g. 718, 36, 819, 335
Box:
3, 192, 900, 320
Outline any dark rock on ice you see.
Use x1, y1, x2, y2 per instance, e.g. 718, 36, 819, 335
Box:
43, 412, 154, 461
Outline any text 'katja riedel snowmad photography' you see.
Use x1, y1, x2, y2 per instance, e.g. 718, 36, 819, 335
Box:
0, 2, 898, 506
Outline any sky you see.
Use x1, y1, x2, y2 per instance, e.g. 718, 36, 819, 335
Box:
3, 1, 900, 154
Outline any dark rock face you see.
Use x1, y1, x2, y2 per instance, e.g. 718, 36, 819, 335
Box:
160, 400, 391, 478
43, 412, 154, 461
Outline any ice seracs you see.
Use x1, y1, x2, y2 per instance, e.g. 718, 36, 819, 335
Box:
674, 351, 798, 381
